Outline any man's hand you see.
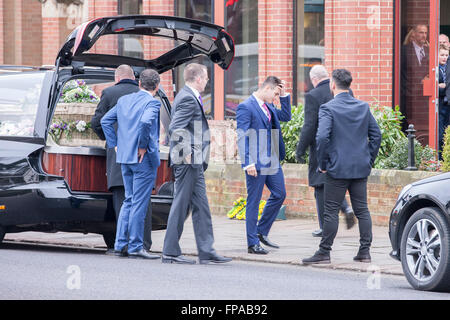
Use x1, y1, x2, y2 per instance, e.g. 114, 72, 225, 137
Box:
138, 148, 147, 163
319, 168, 327, 173
296, 155, 306, 164
246, 164, 258, 177
278, 80, 286, 96
115, 146, 117, 153
439, 83, 446, 89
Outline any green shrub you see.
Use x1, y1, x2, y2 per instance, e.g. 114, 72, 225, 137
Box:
280, 104, 305, 163
381, 136, 438, 171
370, 105, 406, 168
442, 126, 450, 172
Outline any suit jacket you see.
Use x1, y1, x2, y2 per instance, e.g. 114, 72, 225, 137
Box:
90, 79, 140, 189
400, 43, 429, 121
236, 94, 291, 172
101, 90, 161, 167
296, 81, 355, 187
439, 64, 447, 108
295, 79, 332, 187
169, 86, 210, 171
316, 92, 381, 179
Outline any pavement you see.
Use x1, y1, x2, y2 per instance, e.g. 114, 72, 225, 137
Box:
3, 215, 403, 276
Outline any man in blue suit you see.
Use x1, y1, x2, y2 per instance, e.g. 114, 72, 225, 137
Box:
101, 69, 162, 260
237, 76, 291, 254
302, 69, 381, 265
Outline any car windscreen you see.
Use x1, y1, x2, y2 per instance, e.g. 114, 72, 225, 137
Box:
0, 72, 46, 137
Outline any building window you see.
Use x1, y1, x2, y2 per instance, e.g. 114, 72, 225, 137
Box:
295, 0, 325, 106
118, 0, 143, 59
175, 0, 214, 118
224, 0, 258, 119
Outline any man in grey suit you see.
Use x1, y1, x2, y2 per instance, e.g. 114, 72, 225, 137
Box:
162, 63, 232, 265
91, 65, 153, 253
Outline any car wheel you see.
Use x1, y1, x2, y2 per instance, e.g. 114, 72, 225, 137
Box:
400, 207, 450, 291
102, 231, 116, 249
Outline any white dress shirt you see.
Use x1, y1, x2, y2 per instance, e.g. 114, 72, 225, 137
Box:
412, 41, 425, 65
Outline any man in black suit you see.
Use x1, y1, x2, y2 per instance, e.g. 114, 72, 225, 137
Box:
162, 63, 231, 265
296, 65, 355, 238
91, 64, 152, 253
302, 69, 381, 265
400, 24, 429, 132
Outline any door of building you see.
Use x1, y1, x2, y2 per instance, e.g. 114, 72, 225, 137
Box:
396, 0, 439, 149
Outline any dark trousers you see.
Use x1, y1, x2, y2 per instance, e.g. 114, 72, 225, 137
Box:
314, 186, 352, 229
439, 104, 450, 159
319, 174, 372, 254
111, 186, 152, 251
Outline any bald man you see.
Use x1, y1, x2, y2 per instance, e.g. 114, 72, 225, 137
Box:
91, 64, 153, 255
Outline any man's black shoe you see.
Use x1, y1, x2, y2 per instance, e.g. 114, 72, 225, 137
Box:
353, 252, 371, 263
248, 244, 269, 254
109, 247, 128, 257
257, 234, 279, 248
344, 211, 356, 230
162, 254, 196, 264
302, 251, 331, 265
128, 249, 160, 260
312, 229, 323, 237
199, 254, 232, 265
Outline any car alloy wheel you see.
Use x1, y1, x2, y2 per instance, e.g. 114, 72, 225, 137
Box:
405, 218, 441, 282
400, 207, 450, 291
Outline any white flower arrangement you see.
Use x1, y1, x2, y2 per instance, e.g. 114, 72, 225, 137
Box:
75, 120, 87, 132
61, 80, 100, 103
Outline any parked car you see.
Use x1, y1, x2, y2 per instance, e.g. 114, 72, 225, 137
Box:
0, 15, 234, 248
389, 172, 450, 291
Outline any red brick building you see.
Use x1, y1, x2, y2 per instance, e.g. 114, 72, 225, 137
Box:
0, 0, 447, 149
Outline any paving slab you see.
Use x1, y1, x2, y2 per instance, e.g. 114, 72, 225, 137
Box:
3, 215, 404, 276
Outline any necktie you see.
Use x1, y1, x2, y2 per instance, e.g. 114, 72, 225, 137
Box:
198, 95, 203, 107
262, 103, 271, 122
419, 48, 425, 64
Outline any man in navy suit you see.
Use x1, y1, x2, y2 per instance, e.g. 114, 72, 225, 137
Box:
101, 69, 162, 260
237, 76, 291, 254
302, 69, 381, 265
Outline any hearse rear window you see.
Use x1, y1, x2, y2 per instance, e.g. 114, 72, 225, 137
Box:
0, 72, 45, 137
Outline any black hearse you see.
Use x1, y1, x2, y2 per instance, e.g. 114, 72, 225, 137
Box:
0, 15, 234, 248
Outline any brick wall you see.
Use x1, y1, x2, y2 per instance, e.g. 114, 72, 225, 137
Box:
205, 163, 439, 226
21, 0, 42, 66
258, 0, 294, 96
143, 0, 175, 102
324, 0, 394, 107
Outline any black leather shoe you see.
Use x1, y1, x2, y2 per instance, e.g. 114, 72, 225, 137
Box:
128, 249, 160, 260
344, 211, 356, 230
312, 229, 323, 237
302, 251, 331, 265
109, 247, 128, 257
257, 234, 279, 248
162, 254, 196, 264
353, 252, 371, 263
248, 244, 269, 254
199, 254, 232, 264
